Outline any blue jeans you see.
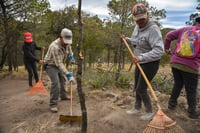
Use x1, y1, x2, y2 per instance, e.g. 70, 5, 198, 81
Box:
45, 65, 67, 107
169, 67, 198, 113
134, 60, 160, 113
24, 61, 39, 86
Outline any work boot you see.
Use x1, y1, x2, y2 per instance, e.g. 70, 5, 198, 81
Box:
50, 106, 58, 113
126, 108, 140, 115
140, 112, 154, 121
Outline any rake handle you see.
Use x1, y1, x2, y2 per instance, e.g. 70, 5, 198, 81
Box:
70, 65, 74, 116
70, 82, 73, 116
39, 49, 45, 80
121, 37, 159, 106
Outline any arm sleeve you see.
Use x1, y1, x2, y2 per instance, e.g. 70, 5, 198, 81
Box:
164, 29, 179, 49
34, 41, 42, 50
138, 27, 164, 62
23, 44, 39, 62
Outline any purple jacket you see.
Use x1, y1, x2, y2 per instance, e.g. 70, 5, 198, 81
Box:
164, 24, 200, 71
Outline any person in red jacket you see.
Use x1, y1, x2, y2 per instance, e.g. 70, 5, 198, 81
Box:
22, 32, 45, 87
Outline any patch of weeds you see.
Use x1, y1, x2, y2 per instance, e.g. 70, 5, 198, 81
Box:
88, 71, 114, 89
116, 72, 134, 90
151, 72, 173, 95
82, 68, 114, 89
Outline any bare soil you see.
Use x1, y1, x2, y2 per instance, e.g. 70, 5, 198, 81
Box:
0, 71, 200, 133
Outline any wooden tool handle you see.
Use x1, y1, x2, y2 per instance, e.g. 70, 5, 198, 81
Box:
39, 49, 45, 80
122, 37, 158, 102
70, 82, 73, 116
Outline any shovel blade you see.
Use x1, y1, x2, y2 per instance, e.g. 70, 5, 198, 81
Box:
59, 115, 82, 122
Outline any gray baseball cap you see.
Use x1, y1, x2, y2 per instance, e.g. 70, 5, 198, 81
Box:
61, 28, 72, 44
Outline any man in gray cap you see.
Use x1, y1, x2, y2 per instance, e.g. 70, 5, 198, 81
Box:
44, 28, 76, 113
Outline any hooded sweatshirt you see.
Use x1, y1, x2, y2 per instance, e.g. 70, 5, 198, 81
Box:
164, 24, 200, 72
22, 41, 41, 62
128, 19, 164, 64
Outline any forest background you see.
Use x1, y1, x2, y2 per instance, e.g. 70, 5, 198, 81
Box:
0, 0, 199, 87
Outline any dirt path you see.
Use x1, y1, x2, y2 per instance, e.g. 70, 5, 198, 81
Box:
0, 75, 200, 133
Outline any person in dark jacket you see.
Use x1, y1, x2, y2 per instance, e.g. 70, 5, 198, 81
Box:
22, 32, 45, 87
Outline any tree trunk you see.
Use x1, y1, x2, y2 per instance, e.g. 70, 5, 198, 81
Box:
0, 0, 8, 69
77, 0, 87, 132
0, 44, 8, 69
122, 46, 125, 69
113, 48, 118, 65
128, 62, 134, 71
88, 53, 92, 68
7, 52, 12, 72
107, 46, 110, 67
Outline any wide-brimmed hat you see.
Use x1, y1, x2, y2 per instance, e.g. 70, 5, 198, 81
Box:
24, 32, 33, 43
61, 28, 72, 44
132, 3, 148, 21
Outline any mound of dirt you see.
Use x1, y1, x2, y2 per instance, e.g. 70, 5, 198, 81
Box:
0, 74, 200, 133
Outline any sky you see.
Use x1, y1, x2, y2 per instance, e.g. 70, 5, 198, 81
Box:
48, 0, 198, 29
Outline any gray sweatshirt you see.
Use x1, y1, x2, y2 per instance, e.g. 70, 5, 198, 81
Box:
128, 20, 164, 64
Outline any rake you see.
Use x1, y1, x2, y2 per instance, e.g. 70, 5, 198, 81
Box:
27, 49, 48, 95
121, 36, 185, 133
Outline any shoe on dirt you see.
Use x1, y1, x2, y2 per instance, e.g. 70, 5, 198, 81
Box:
126, 108, 140, 115
50, 106, 58, 113
140, 112, 154, 121
60, 97, 70, 101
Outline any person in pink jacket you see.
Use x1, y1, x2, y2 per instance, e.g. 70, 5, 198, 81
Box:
164, 15, 200, 119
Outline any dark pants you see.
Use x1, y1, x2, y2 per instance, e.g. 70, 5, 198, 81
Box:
45, 65, 67, 107
134, 60, 160, 113
24, 61, 39, 86
169, 67, 198, 113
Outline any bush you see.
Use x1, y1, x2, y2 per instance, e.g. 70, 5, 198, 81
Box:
115, 71, 134, 90
151, 72, 174, 94
84, 68, 114, 89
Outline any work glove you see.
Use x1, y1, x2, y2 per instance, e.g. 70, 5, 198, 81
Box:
68, 55, 75, 64
66, 72, 76, 84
